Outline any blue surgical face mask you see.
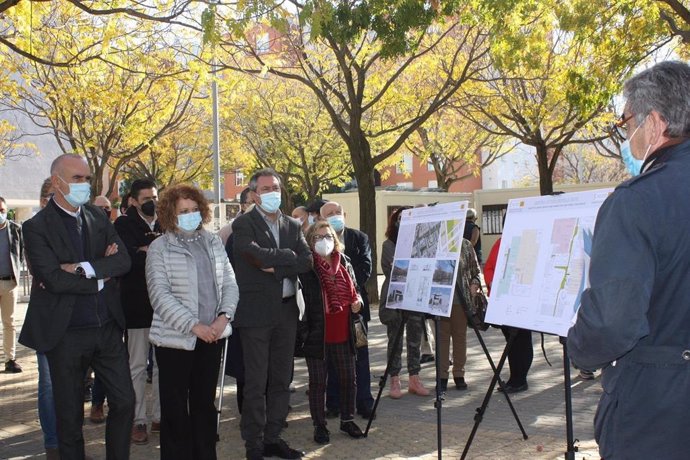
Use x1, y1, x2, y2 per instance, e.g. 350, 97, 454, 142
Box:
177, 211, 202, 232
258, 191, 281, 214
327, 215, 345, 233
620, 116, 651, 176
58, 176, 91, 207
0, 213, 6, 225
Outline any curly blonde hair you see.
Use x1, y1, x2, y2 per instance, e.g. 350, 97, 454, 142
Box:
157, 184, 212, 232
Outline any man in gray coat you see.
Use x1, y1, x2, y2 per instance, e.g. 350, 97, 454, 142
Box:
567, 61, 690, 460
232, 168, 313, 460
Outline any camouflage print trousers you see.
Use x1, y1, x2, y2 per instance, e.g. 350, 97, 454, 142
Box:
385, 311, 425, 376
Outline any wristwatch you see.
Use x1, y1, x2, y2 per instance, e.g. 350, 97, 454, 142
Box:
75, 265, 86, 277
218, 312, 231, 320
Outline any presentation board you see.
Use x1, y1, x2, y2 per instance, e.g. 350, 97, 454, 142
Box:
386, 201, 469, 317
485, 189, 613, 337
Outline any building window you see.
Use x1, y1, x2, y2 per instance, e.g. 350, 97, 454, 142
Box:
428, 180, 438, 188
396, 182, 413, 189
396, 153, 413, 174
235, 170, 245, 187
427, 161, 435, 172
482, 204, 508, 235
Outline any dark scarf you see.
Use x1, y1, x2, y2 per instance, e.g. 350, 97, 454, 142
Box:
314, 251, 358, 315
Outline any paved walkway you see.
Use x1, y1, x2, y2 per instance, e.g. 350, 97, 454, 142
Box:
1, 301, 603, 459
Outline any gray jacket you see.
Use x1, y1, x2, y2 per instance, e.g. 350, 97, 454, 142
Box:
146, 230, 239, 351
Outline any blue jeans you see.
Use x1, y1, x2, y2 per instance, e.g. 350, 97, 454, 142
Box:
37, 352, 58, 449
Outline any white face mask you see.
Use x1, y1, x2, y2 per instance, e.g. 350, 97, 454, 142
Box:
314, 238, 335, 257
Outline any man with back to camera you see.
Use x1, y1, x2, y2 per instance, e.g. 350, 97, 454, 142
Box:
0, 196, 23, 374
319, 201, 379, 417
567, 61, 690, 459
232, 168, 313, 460
19, 154, 134, 459
114, 179, 163, 444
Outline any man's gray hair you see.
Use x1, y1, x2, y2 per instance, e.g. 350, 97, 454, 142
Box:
50, 153, 87, 175
467, 208, 477, 220
248, 168, 282, 191
624, 61, 690, 138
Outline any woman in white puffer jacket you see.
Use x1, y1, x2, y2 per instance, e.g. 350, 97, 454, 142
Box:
145, 183, 238, 460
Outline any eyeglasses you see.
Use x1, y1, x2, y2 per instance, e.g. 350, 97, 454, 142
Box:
313, 234, 334, 242
614, 113, 634, 140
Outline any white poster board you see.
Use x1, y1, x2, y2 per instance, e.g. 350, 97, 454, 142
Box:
485, 189, 613, 337
386, 201, 469, 317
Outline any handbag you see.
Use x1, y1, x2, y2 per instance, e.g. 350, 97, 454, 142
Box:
353, 314, 368, 348
466, 290, 489, 331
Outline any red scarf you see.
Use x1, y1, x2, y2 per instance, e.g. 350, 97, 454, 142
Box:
314, 251, 358, 315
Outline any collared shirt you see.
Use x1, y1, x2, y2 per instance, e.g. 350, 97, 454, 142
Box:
138, 211, 157, 231
258, 208, 296, 298
50, 198, 103, 290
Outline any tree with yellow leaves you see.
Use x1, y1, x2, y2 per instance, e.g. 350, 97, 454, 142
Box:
458, 0, 665, 195
219, 73, 353, 207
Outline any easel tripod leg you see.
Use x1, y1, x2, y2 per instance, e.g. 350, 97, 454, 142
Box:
364, 312, 408, 436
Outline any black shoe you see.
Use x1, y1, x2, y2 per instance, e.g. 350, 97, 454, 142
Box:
436, 378, 448, 393
339, 421, 365, 439
314, 424, 330, 444
420, 354, 435, 364
454, 377, 468, 390
246, 448, 264, 460
263, 439, 304, 459
4, 359, 22, 373
357, 405, 375, 420
501, 383, 529, 394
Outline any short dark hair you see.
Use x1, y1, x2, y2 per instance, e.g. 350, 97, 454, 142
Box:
129, 179, 157, 200
120, 192, 131, 213
240, 187, 251, 204
248, 168, 281, 191
0, 197, 5, 206
40, 178, 52, 200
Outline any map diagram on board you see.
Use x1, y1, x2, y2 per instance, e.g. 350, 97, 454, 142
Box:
486, 189, 611, 337
386, 201, 469, 317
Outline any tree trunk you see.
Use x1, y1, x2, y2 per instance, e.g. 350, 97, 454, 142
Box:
350, 133, 380, 304
535, 143, 554, 196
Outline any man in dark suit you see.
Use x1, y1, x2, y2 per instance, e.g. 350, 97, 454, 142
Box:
232, 168, 313, 460
0, 196, 23, 373
319, 201, 375, 418
19, 154, 134, 460
113, 179, 162, 444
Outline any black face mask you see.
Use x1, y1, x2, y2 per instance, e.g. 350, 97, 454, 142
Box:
101, 207, 111, 217
141, 200, 156, 217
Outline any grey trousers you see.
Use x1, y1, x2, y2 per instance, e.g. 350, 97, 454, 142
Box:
238, 299, 298, 450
